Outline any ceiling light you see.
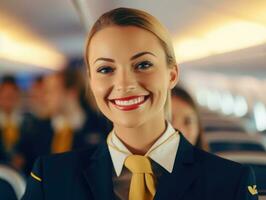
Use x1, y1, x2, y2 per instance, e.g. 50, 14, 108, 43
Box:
174, 20, 266, 63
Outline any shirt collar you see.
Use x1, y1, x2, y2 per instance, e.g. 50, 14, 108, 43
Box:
0, 111, 22, 127
107, 121, 180, 176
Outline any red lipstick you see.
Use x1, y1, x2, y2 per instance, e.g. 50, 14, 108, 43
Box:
110, 95, 148, 111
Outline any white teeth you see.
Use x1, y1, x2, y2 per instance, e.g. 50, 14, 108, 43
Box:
114, 96, 145, 106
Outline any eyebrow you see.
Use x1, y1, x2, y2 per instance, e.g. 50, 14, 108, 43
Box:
94, 58, 115, 64
130, 51, 156, 60
93, 51, 156, 64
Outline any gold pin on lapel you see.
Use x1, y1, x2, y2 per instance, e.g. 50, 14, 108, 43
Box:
30, 172, 42, 182
248, 185, 258, 195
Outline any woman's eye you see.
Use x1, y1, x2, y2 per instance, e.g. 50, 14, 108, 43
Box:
96, 66, 114, 74
135, 61, 153, 70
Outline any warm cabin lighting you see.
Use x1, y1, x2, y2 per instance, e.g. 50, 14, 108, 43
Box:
233, 96, 248, 117
0, 14, 66, 70
174, 20, 266, 63
254, 102, 266, 132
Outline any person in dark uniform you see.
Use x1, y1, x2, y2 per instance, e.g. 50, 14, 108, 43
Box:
22, 7, 258, 200
14, 69, 111, 175
0, 75, 22, 162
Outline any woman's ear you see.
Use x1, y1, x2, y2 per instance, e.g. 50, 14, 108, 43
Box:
169, 64, 179, 89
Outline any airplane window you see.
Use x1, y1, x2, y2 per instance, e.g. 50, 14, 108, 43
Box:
253, 102, 266, 132
221, 92, 235, 115
234, 95, 248, 117
207, 90, 221, 111
196, 88, 208, 106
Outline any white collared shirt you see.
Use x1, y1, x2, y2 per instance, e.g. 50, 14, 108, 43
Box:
0, 111, 22, 128
107, 121, 180, 176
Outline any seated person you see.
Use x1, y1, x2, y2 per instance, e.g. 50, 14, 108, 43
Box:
171, 86, 209, 150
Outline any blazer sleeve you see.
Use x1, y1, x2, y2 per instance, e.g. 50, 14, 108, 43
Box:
21, 157, 44, 200
235, 166, 258, 200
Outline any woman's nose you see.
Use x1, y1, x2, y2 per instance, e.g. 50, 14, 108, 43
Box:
114, 69, 137, 92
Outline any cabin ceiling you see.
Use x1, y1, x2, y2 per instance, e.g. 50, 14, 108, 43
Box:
0, 0, 265, 78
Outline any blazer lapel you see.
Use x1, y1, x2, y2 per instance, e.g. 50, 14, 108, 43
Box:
154, 134, 201, 200
83, 142, 115, 200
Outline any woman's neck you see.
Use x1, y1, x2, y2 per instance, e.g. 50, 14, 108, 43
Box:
113, 118, 167, 155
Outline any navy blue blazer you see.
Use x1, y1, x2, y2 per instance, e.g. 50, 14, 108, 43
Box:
0, 179, 17, 200
0, 129, 8, 162
22, 134, 258, 200
16, 112, 111, 174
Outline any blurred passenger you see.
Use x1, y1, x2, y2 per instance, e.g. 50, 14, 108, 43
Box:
27, 76, 46, 119
0, 75, 22, 161
15, 68, 111, 174
11, 76, 46, 171
171, 86, 208, 150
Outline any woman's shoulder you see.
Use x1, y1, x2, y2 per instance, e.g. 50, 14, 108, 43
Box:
43, 145, 99, 166
22, 144, 106, 200
193, 147, 254, 181
195, 147, 242, 168
180, 134, 244, 171
30, 145, 100, 178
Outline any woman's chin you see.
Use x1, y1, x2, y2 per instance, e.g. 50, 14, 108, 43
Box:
113, 118, 144, 129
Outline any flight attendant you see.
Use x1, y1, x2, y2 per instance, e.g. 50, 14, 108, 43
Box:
22, 7, 258, 200
171, 86, 209, 151
14, 69, 110, 175
0, 76, 22, 162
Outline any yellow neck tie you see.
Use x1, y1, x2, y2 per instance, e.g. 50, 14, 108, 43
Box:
51, 124, 73, 153
124, 155, 156, 200
3, 119, 19, 152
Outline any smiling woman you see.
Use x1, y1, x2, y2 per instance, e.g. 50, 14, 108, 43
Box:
87, 25, 177, 150
22, 7, 258, 200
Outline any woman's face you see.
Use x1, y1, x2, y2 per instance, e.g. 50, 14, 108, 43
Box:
43, 74, 65, 116
87, 26, 177, 129
171, 96, 199, 145
0, 83, 20, 113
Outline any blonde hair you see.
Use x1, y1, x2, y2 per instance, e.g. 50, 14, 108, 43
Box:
84, 7, 177, 120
